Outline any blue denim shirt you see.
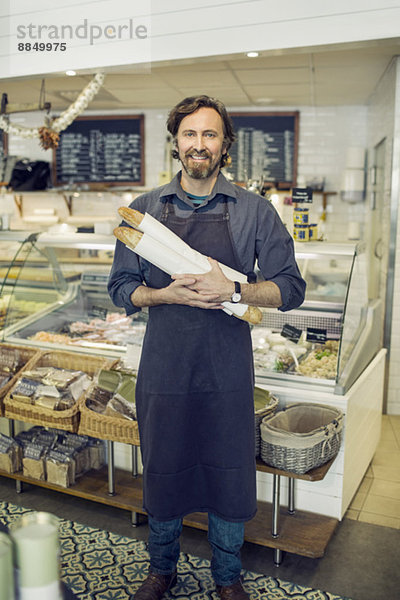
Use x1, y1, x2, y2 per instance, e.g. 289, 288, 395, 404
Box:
108, 171, 306, 314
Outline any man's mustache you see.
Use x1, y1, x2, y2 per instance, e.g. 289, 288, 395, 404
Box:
185, 150, 211, 158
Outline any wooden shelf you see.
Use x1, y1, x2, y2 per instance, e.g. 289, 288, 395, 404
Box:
0, 465, 338, 560
256, 457, 335, 481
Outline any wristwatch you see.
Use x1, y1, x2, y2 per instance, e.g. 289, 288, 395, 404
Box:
231, 281, 242, 303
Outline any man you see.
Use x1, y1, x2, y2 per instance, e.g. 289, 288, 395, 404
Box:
108, 95, 305, 600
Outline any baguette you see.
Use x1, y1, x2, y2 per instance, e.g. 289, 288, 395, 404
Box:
113, 226, 263, 325
118, 206, 144, 229
114, 226, 143, 248
236, 305, 263, 325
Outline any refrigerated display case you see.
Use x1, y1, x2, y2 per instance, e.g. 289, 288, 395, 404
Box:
252, 241, 382, 394
0, 232, 146, 359
1, 235, 382, 395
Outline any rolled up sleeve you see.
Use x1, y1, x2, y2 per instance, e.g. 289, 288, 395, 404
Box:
107, 237, 145, 316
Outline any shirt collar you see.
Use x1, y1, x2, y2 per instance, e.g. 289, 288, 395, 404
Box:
160, 171, 239, 206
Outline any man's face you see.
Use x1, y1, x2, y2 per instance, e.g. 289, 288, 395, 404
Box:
175, 107, 227, 180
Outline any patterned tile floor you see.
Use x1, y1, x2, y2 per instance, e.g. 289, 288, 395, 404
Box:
345, 415, 400, 528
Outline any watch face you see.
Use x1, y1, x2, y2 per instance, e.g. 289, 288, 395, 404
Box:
231, 292, 242, 303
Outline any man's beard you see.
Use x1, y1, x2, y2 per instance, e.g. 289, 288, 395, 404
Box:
181, 150, 221, 180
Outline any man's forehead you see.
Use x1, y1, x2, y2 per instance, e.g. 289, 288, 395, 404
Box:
178, 107, 224, 132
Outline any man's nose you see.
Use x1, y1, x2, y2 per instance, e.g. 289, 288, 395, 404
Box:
193, 134, 206, 150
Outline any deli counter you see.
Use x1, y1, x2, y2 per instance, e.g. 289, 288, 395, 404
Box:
0, 231, 382, 395
0, 231, 386, 520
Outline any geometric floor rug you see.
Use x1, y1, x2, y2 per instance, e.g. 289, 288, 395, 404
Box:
0, 501, 352, 600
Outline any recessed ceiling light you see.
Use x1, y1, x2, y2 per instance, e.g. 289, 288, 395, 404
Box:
247, 52, 259, 58
66, 70, 76, 76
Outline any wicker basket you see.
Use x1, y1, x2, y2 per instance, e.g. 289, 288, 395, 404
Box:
4, 350, 111, 432
0, 344, 40, 415
260, 403, 343, 474
254, 388, 278, 457
78, 382, 140, 445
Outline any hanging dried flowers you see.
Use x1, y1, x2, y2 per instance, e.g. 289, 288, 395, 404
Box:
0, 72, 105, 145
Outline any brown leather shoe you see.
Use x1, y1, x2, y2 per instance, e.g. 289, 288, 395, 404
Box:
134, 571, 177, 600
216, 580, 250, 599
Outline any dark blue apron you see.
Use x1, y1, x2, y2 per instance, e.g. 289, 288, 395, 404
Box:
135, 198, 257, 522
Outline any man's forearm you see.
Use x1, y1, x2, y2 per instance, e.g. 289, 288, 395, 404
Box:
239, 280, 282, 308
130, 285, 168, 308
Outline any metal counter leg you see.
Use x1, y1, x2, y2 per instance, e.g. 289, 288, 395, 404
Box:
131, 445, 138, 478
107, 440, 116, 496
271, 474, 281, 538
131, 511, 139, 527
271, 474, 283, 566
288, 477, 295, 515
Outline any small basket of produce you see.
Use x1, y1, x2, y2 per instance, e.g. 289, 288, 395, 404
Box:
78, 362, 139, 445
4, 350, 111, 432
0, 344, 40, 415
260, 402, 343, 474
254, 387, 278, 457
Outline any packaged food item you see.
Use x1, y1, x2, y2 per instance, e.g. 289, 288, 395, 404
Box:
293, 224, 309, 241
0, 433, 22, 473
87, 438, 106, 470
22, 442, 46, 480
293, 207, 309, 224
46, 449, 75, 488
105, 394, 137, 420
308, 223, 318, 241
60, 434, 90, 476
10, 378, 41, 404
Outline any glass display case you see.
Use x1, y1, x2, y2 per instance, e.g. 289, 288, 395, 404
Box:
0, 232, 146, 359
1, 234, 382, 394
252, 241, 381, 393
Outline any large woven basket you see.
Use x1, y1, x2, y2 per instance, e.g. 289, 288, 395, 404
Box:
0, 344, 40, 414
78, 382, 139, 445
4, 350, 110, 432
260, 403, 343, 474
254, 388, 278, 457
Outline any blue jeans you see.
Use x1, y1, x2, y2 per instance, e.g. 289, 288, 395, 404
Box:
148, 513, 244, 586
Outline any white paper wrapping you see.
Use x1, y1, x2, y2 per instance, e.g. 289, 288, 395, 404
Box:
140, 212, 248, 284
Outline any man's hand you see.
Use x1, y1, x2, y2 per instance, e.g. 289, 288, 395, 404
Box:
171, 258, 233, 304
164, 274, 223, 309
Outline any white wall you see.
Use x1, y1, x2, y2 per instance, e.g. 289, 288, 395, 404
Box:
382, 58, 400, 415
1, 1, 400, 78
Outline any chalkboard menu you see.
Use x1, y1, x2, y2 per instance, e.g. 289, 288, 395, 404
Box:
226, 112, 299, 188
53, 115, 144, 186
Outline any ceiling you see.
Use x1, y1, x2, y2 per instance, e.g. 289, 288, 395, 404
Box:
1, 38, 400, 112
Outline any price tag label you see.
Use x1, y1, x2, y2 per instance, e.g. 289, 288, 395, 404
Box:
292, 187, 313, 203
89, 306, 108, 320
306, 327, 327, 343
281, 323, 302, 343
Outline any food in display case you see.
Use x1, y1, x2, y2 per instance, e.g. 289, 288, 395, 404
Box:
21, 313, 147, 349
295, 341, 339, 379
251, 327, 308, 372
0, 295, 49, 329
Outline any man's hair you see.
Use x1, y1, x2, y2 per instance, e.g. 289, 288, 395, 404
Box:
167, 95, 236, 168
